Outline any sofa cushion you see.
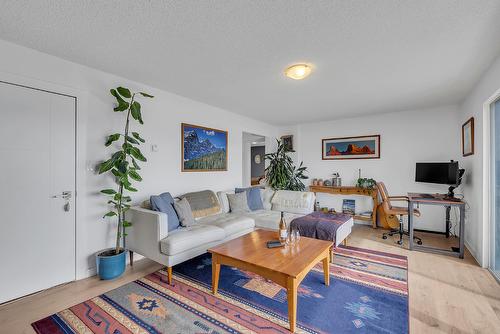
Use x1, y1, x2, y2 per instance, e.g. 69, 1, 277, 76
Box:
235, 187, 264, 211
271, 190, 315, 214
160, 225, 225, 256
174, 197, 196, 227
198, 213, 255, 236
227, 192, 250, 213
260, 188, 275, 210
216, 190, 232, 213
150, 192, 180, 232
180, 190, 221, 219
243, 210, 303, 230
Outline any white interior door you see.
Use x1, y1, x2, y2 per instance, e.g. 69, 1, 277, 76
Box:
0, 82, 76, 304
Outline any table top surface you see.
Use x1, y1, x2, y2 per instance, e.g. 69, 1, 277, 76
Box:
407, 192, 465, 205
208, 229, 332, 278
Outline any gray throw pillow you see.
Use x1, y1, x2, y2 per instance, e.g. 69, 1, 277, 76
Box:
227, 192, 250, 213
174, 198, 196, 227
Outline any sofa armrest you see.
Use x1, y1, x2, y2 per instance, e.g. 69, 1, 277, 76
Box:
126, 206, 168, 258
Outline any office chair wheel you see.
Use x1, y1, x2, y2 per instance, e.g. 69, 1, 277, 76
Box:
417, 240, 423, 245
397, 240, 403, 245
382, 235, 388, 240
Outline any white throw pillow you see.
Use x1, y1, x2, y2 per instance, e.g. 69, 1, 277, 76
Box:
260, 188, 275, 211
217, 190, 234, 213
227, 192, 250, 213
271, 190, 315, 214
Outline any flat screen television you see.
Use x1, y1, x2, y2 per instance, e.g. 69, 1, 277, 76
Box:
415, 162, 459, 185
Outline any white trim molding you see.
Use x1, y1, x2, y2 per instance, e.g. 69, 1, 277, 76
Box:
482, 87, 500, 269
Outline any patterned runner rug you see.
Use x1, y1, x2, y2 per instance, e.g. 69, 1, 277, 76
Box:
32, 246, 408, 333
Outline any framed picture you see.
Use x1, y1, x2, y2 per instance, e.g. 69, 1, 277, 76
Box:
181, 123, 228, 172
462, 117, 474, 157
281, 134, 294, 152
322, 135, 380, 160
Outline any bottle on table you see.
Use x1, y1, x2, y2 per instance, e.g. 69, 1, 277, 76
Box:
278, 211, 288, 244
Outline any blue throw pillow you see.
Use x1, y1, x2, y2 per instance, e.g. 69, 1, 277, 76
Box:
235, 187, 264, 211
150, 192, 180, 232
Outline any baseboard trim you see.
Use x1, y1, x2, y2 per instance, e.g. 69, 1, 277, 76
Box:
465, 239, 483, 267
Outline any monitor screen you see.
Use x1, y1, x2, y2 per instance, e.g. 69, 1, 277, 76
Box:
415, 162, 458, 185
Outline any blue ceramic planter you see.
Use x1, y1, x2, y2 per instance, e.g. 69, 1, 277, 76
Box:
96, 248, 126, 280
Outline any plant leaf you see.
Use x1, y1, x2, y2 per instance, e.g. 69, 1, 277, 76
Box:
105, 133, 121, 146
117, 160, 128, 174
103, 211, 117, 218
116, 87, 131, 98
139, 92, 154, 98
98, 158, 115, 174
129, 146, 147, 162
114, 101, 129, 112
131, 158, 141, 170
129, 169, 142, 181
124, 184, 138, 192
132, 132, 145, 143
130, 101, 143, 124
100, 189, 116, 195
125, 135, 140, 145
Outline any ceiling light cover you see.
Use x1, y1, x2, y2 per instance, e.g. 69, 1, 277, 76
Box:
284, 64, 312, 80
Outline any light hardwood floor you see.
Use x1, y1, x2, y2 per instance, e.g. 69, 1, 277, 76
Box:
1, 225, 499, 333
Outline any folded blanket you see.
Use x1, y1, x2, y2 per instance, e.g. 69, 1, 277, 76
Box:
180, 190, 220, 219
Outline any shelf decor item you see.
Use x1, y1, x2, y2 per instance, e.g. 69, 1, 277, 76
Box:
182, 123, 228, 171
97, 86, 153, 280
462, 117, 474, 156
356, 177, 376, 189
342, 199, 356, 215
322, 135, 380, 160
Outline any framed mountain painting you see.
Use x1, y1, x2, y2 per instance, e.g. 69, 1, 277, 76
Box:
182, 123, 228, 171
322, 135, 380, 160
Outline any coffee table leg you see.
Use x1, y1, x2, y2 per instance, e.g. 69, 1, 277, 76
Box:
287, 277, 297, 333
323, 254, 330, 286
212, 255, 220, 295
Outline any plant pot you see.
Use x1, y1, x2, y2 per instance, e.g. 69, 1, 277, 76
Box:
96, 248, 126, 280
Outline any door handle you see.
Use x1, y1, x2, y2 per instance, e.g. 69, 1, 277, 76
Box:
51, 191, 72, 200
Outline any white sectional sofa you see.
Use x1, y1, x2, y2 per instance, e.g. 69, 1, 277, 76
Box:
127, 188, 353, 284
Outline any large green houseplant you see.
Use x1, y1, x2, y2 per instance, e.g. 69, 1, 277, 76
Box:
97, 86, 153, 279
264, 139, 308, 191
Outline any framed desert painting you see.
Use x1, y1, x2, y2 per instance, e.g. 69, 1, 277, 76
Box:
462, 117, 474, 156
182, 123, 228, 171
322, 135, 380, 160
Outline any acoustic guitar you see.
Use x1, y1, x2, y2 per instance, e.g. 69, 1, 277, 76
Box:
376, 204, 400, 229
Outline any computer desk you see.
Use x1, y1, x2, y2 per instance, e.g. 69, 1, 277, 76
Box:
407, 193, 465, 259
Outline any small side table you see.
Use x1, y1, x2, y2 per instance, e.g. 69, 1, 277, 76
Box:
407, 193, 465, 259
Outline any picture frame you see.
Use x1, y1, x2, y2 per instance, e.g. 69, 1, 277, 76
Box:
462, 117, 474, 157
281, 134, 294, 152
322, 135, 380, 160
181, 123, 228, 172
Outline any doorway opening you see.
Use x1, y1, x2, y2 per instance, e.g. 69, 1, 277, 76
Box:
242, 132, 266, 187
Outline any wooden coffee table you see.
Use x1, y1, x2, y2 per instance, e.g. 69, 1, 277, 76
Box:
208, 229, 332, 332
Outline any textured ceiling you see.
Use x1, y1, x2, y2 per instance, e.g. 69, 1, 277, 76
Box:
1, 1, 500, 125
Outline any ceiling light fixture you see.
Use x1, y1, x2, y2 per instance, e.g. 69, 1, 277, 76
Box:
284, 63, 312, 80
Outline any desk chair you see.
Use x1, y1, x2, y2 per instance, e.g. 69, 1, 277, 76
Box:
377, 182, 423, 245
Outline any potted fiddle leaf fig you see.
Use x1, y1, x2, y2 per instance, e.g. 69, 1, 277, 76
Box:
97, 86, 153, 280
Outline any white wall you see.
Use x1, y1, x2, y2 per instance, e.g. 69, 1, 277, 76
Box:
458, 54, 500, 267
293, 106, 462, 231
0, 39, 280, 279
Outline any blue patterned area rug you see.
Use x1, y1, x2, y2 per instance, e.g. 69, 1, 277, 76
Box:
33, 246, 408, 333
